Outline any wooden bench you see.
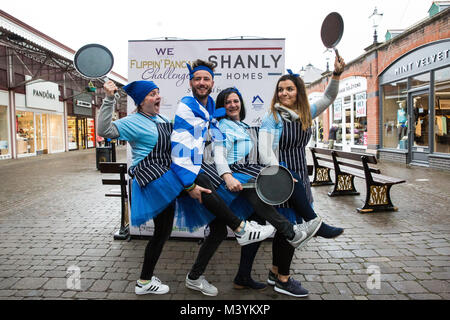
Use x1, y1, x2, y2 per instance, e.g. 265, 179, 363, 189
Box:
310, 147, 406, 213
99, 162, 130, 240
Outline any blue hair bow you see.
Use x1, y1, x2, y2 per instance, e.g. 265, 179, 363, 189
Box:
223, 87, 242, 98
286, 69, 300, 77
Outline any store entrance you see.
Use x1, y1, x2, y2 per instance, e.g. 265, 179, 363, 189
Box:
35, 113, 49, 155
409, 90, 430, 164
77, 118, 87, 149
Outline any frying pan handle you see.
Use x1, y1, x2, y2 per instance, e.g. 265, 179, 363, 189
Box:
334, 48, 342, 62
241, 183, 256, 189
102, 76, 121, 99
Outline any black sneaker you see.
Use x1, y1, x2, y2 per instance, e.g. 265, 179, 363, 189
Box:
267, 270, 277, 286
274, 277, 309, 298
233, 275, 267, 291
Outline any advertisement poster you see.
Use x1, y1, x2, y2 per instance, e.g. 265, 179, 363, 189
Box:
127, 38, 285, 237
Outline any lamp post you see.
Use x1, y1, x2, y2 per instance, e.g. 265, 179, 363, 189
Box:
369, 7, 383, 44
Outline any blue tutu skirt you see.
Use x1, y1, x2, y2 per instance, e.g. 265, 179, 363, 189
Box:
175, 172, 254, 232
131, 170, 183, 227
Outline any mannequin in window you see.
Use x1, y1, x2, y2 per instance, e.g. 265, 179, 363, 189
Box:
397, 101, 407, 148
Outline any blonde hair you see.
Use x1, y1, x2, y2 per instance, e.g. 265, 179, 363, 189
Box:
270, 75, 312, 130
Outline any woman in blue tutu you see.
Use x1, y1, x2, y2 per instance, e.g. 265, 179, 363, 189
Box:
258, 56, 346, 297
213, 87, 323, 290
98, 80, 182, 296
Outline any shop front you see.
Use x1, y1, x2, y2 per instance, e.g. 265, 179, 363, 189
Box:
328, 76, 368, 152
68, 93, 95, 150
15, 79, 65, 157
379, 39, 450, 169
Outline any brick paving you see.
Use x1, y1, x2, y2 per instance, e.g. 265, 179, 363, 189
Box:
0, 146, 449, 300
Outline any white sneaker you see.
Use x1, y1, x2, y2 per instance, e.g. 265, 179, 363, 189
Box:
185, 274, 218, 296
287, 217, 322, 249
235, 221, 275, 246
135, 276, 169, 295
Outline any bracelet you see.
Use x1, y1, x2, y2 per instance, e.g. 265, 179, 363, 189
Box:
184, 183, 196, 192
333, 70, 342, 76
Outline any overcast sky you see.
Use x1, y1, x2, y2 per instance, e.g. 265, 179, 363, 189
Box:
2, 0, 432, 78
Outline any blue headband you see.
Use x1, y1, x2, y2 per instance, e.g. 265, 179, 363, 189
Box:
286, 69, 300, 77
222, 87, 242, 98
186, 63, 214, 80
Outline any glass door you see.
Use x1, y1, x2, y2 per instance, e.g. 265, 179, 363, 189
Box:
77, 118, 87, 149
342, 97, 353, 151
409, 90, 430, 163
35, 113, 43, 155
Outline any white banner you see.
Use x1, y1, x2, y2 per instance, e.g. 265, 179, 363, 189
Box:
127, 38, 285, 238
333, 98, 342, 121
355, 92, 367, 118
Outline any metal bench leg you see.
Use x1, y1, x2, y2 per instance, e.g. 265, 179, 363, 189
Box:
357, 184, 398, 213
311, 167, 334, 186
328, 174, 360, 197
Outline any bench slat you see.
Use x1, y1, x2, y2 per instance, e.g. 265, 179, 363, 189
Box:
99, 162, 127, 174
102, 179, 127, 186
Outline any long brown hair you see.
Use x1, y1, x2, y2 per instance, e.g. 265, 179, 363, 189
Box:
270, 74, 312, 130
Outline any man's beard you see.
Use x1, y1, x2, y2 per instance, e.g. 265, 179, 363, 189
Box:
192, 86, 212, 100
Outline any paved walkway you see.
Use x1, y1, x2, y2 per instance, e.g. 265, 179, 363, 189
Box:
0, 146, 449, 300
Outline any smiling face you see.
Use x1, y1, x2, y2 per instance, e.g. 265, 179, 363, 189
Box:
190, 70, 214, 101
140, 88, 161, 115
277, 79, 298, 109
224, 92, 241, 121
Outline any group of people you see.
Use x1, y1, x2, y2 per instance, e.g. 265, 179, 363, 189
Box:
98, 54, 346, 298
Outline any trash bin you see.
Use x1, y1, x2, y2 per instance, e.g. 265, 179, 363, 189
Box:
96, 146, 112, 170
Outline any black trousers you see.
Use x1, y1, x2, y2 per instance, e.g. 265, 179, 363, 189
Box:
140, 203, 175, 280
235, 213, 265, 278
195, 173, 242, 231
241, 188, 294, 240
273, 172, 319, 275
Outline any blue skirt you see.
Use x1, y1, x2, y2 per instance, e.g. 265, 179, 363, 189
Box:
175, 172, 254, 233
131, 170, 183, 227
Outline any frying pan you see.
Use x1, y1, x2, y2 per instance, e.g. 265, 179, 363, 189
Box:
321, 12, 344, 61
74, 43, 121, 99
241, 165, 294, 206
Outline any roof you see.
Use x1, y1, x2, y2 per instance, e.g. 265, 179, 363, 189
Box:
0, 10, 127, 84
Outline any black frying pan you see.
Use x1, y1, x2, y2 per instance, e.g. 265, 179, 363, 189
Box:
74, 43, 121, 98
242, 165, 294, 206
321, 12, 344, 61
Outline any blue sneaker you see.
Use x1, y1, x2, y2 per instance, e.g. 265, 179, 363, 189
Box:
267, 270, 277, 286
233, 275, 267, 291
274, 277, 309, 298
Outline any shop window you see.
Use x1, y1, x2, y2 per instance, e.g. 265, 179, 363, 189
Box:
67, 116, 77, 150
434, 67, 450, 154
382, 80, 408, 149
354, 92, 368, 146
411, 72, 430, 89
50, 114, 64, 152
87, 118, 95, 148
0, 105, 9, 156
16, 111, 35, 155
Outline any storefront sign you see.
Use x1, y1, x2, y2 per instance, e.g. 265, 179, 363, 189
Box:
128, 39, 285, 126
380, 39, 450, 84
25, 79, 62, 112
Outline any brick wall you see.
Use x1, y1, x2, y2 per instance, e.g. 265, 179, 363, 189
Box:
307, 8, 450, 159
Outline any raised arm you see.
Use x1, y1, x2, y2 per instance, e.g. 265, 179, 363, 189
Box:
97, 81, 120, 138
311, 55, 345, 119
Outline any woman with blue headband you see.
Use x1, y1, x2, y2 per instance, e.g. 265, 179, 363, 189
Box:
258, 54, 346, 297
98, 80, 183, 296
213, 87, 323, 290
